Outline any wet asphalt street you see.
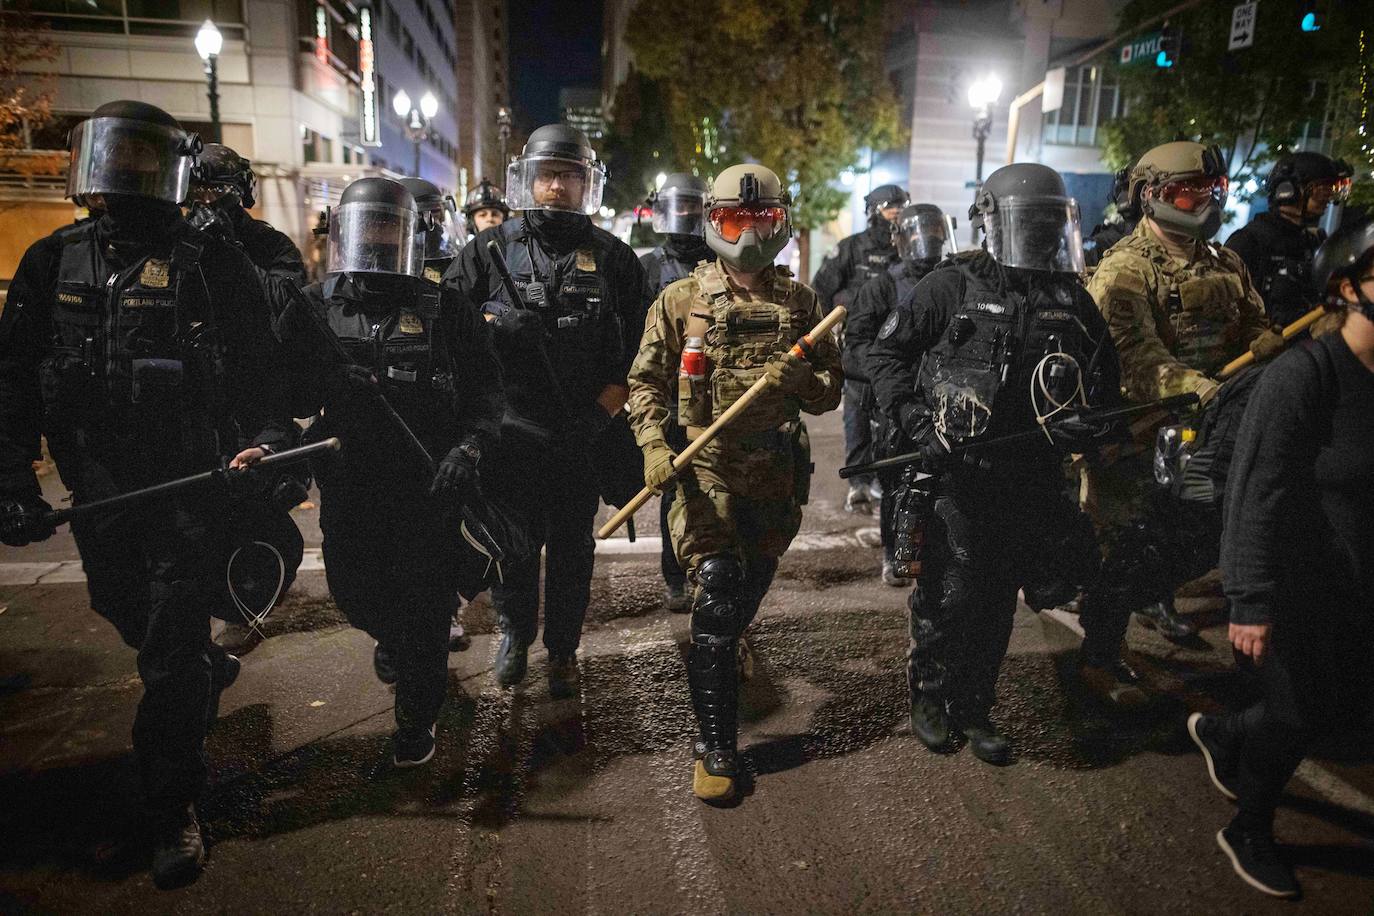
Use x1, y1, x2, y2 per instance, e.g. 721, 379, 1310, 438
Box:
2, 405, 1372, 914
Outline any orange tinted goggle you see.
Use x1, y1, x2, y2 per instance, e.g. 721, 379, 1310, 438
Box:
1306, 178, 1350, 204
1155, 175, 1228, 212
709, 205, 786, 243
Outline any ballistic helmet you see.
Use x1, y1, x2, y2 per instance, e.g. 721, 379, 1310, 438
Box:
191, 143, 257, 208
970, 163, 1084, 273
704, 163, 792, 272
327, 177, 421, 277
66, 100, 201, 206
400, 176, 463, 262
1131, 141, 1228, 240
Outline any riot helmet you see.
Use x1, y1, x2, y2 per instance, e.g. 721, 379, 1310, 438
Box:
66, 100, 201, 206
1131, 141, 1228, 240
400, 176, 464, 262
505, 124, 607, 215
704, 163, 792, 272
1312, 216, 1374, 321
1112, 156, 1143, 221
327, 177, 421, 277
189, 143, 257, 208
970, 163, 1085, 273
895, 203, 956, 266
1266, 151, 1350, 226
463, 178, 510, 233
864, 183, 909, 227
649, 172, 707, 237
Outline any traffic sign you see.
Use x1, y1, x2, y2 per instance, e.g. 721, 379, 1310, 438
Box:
1229, 2, 1257, 51
1119, 31, 1163, 68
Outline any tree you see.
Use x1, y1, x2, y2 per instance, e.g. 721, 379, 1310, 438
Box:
0, 4, 61, 191
621, 0, 905, 273
1100, 0, 1367, 205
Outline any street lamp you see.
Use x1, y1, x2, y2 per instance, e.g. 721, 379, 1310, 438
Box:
393, 88, 439, 176
495, 105, 512, 183
195, 19, 223, 144
967, 74, 1002, 186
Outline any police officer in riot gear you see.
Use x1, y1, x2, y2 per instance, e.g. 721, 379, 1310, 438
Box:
1084, 161, 1141, 269
850, 203, 954, 586
0, 101, 292, 888
814, 183, 909, 513
641, 171, 716, 611
1226, 152, 1351, 328
463, 177, 510, 235
186, 143, 307, 290
401, 176, 465, 284
446, 124, 652, 698
275, 177, 503, 766
628, 162, 843, 803
869, 163, 1121, 765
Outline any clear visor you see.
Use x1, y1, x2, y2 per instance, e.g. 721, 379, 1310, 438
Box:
652, 187, 706, 236
328, 200, 420, 276
505, 154, 606, 215
983, 196, 1085, 274
418, 198, 465, 260
896, 211, 957, 262
66, 117, 197, 205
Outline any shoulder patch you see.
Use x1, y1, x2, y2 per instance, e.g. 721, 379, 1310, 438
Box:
1101, 264, 1148, 297
878, 310, 901, 340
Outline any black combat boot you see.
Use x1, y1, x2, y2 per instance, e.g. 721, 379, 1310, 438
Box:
1135, 597, 1197, 641
958, 714, 1012, 766
494, 630, 528, 687
909, 692, 953, 751
547, 652, 578, 699
688, 635, 741, 805
150, 804, 205, 890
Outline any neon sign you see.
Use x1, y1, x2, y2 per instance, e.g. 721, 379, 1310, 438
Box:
314, 5, 328, 64
359, 6, 380, 146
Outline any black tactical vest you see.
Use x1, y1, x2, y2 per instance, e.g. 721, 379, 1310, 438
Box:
652, 246, 694, 293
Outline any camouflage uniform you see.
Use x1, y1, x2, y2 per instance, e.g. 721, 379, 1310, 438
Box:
628, 260, 842, 584
1079, 219, 1272, 658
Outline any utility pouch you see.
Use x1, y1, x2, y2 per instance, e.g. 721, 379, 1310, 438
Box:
891, 476, 931, 577
1177, 273, 1242, 321
130, 358, 184, 405
677, 374, 712, 427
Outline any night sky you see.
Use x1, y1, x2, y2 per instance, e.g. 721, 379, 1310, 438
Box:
508, 0, 604, 128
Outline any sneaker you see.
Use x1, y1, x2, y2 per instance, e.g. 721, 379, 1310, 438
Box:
150, 804, 205, 890
373, 643, 398, 686
1217, 826, 1300, 899
737, 637, 755, 683
844, 483, 873, 515
494, 632, 528, 687
1187, 712, 1240, 801
664, 583, 691, 613
957, 714, 1012, 766
868, 479, 883, 501
548, 652, 579, 700
1135, 598, 1197, 642
692, 749, 739, 805
207, 652, 241, 731
214, 620, 262, 655
909, 693, 952, 751
1079, 656, 1150, 709
881, 559, 910, 587
393, 724, 437, 768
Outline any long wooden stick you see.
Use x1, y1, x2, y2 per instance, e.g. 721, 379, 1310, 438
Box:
596, 305, 847, 540
1219, 305, 1327, 379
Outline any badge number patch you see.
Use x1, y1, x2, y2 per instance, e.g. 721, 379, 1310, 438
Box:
140, 259, 170, 289
398, 311, 425, 335
575, 249, 597, 272
878, 311, 901, 340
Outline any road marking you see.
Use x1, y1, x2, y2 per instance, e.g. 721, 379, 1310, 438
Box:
1039, 603, 1374, 823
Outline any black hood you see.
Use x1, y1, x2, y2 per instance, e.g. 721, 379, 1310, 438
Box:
325, 271, 423, 312
664, 233, 713, 265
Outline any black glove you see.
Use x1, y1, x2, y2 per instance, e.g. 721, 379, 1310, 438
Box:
188, 204, 235, 242
899, 404, 950, 461
0, 493, 55, 547
322, 364, 377, 405
430, 444, 480, 508
491, 307, 545, 345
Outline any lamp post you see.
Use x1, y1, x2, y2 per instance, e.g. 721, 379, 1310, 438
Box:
495, 105, 512, 182
393, 89, 439, 176
967, 74, 1002, 244
195, 19, 223, 144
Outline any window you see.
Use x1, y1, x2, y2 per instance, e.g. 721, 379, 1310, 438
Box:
301, 125, 333, 164
13, 0, 245, 36
1042, 64, 1121, 148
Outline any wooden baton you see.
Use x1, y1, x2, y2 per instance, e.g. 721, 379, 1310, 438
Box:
1218, 305, 1328, 379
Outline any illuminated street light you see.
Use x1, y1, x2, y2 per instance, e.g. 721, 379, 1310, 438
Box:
392, 89, 412, 119
655, 171, 667, 190
195, 20, 223, 143
419, 91, 439, 121
967, 74, 1002, 199
393, 89, 439, 176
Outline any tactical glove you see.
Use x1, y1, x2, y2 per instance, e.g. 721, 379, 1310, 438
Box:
0, 493, 54, 547
642, 440, 679, 492
1249, 329, 1285, 363
1049, 415, 1111, 453
898, 404, 950, 461
1195, 377, 1222, 407
430, 444, 481, 508
491, 307, 545, 345
765, 351, 820, 396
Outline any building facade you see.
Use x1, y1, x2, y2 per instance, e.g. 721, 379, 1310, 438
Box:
454, 0, 509, 190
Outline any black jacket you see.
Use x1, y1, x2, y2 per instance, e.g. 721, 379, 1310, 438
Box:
844, 260, 933, 383
1225, 211, 1321, 328
641, 235, 714, 295
812, 222, 900, 310
0, 215, 290, 497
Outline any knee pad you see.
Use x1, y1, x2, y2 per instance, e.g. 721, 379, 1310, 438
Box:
691, 554, 745, 640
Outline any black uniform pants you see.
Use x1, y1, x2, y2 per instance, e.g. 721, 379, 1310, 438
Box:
71, 494, 230, 813
489, 443, 600, 656
1225, 600, 1373, 834
658, 423, 688, 591
842, 379, 875, 488
907, 475, 1065, 717
320, 487, 459, 732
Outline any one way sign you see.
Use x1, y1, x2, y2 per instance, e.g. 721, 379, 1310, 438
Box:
1229, 2, 1257, 51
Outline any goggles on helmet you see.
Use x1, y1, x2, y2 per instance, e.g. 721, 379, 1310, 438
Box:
708, 205, 786, 244
1152, 175, 1228, 213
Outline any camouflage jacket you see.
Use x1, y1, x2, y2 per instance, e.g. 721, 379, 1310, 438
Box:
1086, 220, 1270, 403
627, 260, 842, 450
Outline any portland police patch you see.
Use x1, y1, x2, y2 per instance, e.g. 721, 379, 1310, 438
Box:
878, 311, 901, 340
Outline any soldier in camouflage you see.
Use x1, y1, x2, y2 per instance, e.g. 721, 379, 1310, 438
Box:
1078, 140, 1285, 707
627, 163, 842, 805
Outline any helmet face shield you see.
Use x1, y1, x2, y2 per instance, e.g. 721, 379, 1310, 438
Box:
983, 196, 1085, 273
652, 186, 706, 236
66, 117, 198, 205
708, 205, 786, 244
505, 154, 605, 214
895, 209, 956, 263
418, 196, 464, 260
1154, 175, 1228, 214
328, 200, 420, 276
